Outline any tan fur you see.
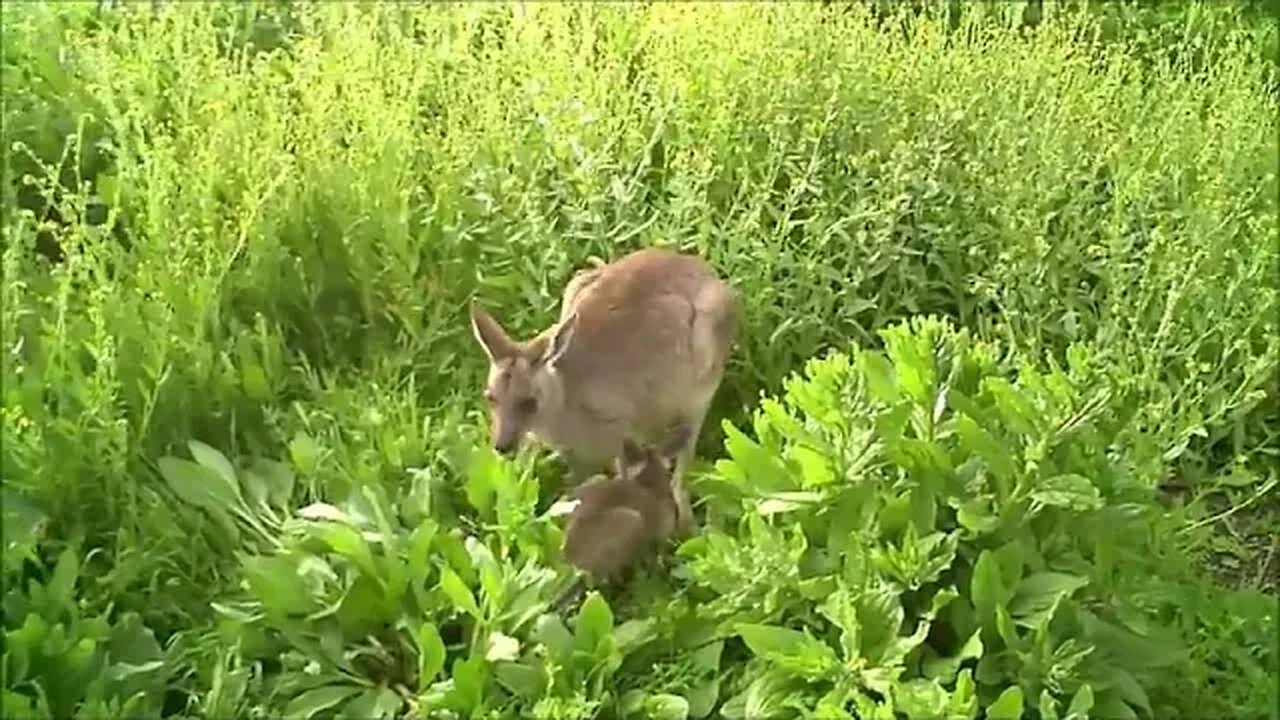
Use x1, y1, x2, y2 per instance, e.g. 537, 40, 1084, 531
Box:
562, 435, 684, 580
469, 247, 738, 533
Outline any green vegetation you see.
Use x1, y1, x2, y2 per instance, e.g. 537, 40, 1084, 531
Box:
3, 2, 1276, 718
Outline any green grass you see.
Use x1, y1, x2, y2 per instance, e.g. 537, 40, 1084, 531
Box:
2, 1, 1276, 718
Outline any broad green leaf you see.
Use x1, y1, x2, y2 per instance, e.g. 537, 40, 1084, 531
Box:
883, 617, 932, 667
338, 686, 401, 720
921, 629, 982, 682
407, 518, 438, 586
857, 587, 905, 663
418, 623, 446, 683
614, 618, 656, 654
247, 457, 295, 509
757, 491, 823, 515
463, 446, 499, 519
819, 590, 861, 661
46, 546, 79, 618
307, 522, 377, 579
1090, 692, 1137, 720
858, 351, 901, 404
493, 661, 544, 699
283, 684, 362, 720
435, 531, 477, 585
108, 611, 163, 665
882, 325, 936, 405
289, 432, 321, 476
719, 670, 790, 720
438, 567, 481, 618
995, 605, 1021, 650
575, 591, 614, 653
690, 640, 724, 674
1065, 684, 1094, 719
645, 694, 691, 720
987, 686, 1024, 720
1104, 668, 1152, 717
242, 555, 313, 616
949, 669, 978, 719
1031, 475, 1102, 513
956, 497, 999, 535
955, 415, 1017, 489
451, 655, 486, 713
737, 623, 839, 678
792, 446, 835, 487
722, 420, 793, 492
970, 550, 1007, 622
466, 537, 504, 608
1039, 690, 1060, 720
1010, 571, 1088, 627
893, 679, 949, 720
188, 439, 238, 489
983, 378, 1041, 438
534, 613, 574, 660
687, 677, 720, 719
157, 457, 243, 513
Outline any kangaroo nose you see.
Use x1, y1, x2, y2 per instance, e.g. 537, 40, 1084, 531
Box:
493, 437, 517, 456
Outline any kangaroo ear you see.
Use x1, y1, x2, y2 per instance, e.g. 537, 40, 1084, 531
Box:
543, 311, 579, 368
470, 301, 515, 361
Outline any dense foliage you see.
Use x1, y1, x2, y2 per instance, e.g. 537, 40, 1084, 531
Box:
2, 2, 1276, 718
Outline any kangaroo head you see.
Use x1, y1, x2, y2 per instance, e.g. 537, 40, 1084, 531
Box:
469, 301, 579, 456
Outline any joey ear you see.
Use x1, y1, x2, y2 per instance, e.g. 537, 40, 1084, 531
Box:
470, 301, 515, 361
543, 311, 579, 368
616, 439, 645, 479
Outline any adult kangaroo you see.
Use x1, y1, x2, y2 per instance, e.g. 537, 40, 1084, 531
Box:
469, 247, 738, 533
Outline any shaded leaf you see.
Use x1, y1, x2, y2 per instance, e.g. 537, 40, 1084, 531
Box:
247, 457, 295, 509
158, 457, 242, 513
1010, 572, 1088, 627
283, 684, 362, 720
493, 661, 544, 699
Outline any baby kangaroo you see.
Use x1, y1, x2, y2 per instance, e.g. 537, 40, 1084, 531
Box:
469, 247, 738, 533
561, 428, 688, 583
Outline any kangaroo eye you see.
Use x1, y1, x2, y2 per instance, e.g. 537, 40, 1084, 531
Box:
517, 397, 537, 414
484, 392, 497, 406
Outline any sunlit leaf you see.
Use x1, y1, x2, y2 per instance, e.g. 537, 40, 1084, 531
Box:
575, 591, 614, 654
987, 686, 1024, 720
439, 566, 481, 618
418, 622, 446, 683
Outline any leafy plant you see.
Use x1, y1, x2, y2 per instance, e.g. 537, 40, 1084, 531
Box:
680, 317, 1207, 718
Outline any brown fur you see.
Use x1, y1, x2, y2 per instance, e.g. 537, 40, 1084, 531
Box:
562, 433, 685, 581
469, 247, 738, 533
